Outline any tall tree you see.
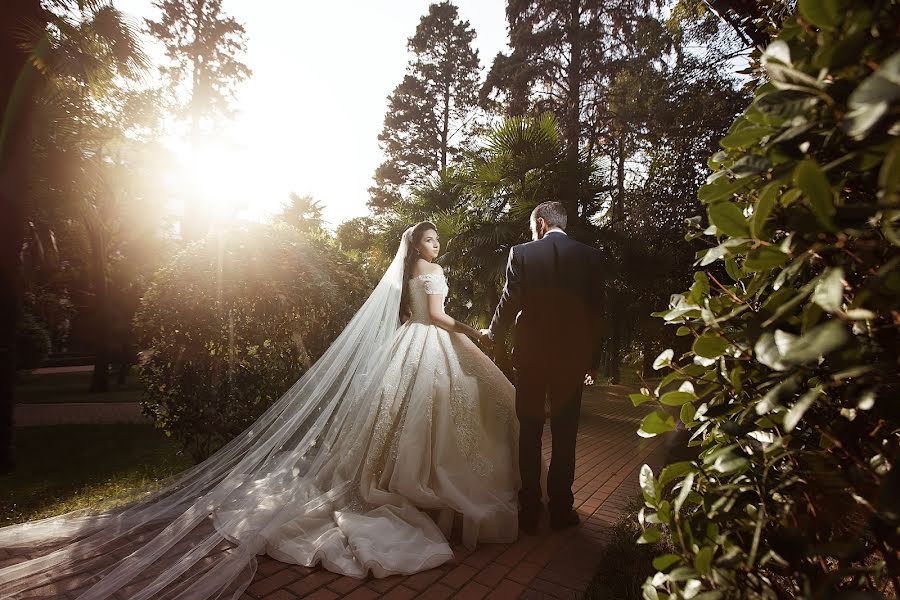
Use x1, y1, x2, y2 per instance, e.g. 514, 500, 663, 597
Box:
368, 1, 481, 213
0, 0, 45, 473
482, 0, 651, 224
0, 0, 147, 469
147, 0, 251, 240
274, 192, 325, 235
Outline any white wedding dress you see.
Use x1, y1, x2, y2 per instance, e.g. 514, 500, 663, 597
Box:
256, 270, 520, 577
0, 230, 520, 599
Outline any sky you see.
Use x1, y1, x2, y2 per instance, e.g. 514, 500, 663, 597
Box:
116, 0, 510, 229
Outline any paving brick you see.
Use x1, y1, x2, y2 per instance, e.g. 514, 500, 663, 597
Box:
285, 571, 339, 597
404, 568, 445, 591
365, 574, 407, 593
486, 579, 527, 600
261, 590, 298, 600
474, 563, 510, 588
325, 575, 364, 594
341, 587, 380, 600
507, 560, 543, 586
247, 569, 303, 598
297, 589, 338, 600
454, 580, 491, 600
439, 563, 479, 589
379, 585, 418, 600
417, 582, 455, 599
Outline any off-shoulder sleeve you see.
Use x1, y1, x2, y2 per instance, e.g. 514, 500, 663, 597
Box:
422, 273, 449, 295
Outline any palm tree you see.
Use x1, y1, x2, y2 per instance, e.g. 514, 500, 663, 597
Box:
274, 192, 326, 234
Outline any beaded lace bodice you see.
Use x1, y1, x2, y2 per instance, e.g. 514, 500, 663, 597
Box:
408, 272, 448, 322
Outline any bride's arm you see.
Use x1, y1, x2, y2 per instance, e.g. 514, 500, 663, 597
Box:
426, 295, 480, 340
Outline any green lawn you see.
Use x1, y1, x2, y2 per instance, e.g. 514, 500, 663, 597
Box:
15, 370, 144, 404
0, 424, 192, 527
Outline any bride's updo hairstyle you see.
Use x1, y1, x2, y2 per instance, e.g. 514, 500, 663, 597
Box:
399, 221, 438, 321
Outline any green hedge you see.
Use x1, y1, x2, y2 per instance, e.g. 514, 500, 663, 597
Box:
134, 224, 369, 461
635, 1, 899, 598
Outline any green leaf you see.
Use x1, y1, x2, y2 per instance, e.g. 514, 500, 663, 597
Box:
784, 386, 822, 431
680, 402, 697, 425
811, 267, 845, 313
795, 160, 836, 230
637, 526, 660, 544
846, 50, 900, 138
798, 0, 839, 29
720, 126, 772, 149
694, 545, 714, 575
630, 393, 653, 407
712, 452, 749, 474
753, 89, 818, 121
693, 334, 729, 359
752, 183, 779, 238
659, 461, 694, 488
652, 554, 682, 572
639, 411, 677, 437
725, 255, 745, 281
708, 201, 750, 237
745, 246, 789, 271
653, 349, 674, 370
661, 391, 697, 406
879, 139, 900, 202
698, 177, 750, 204
782, 321, 850, 364
639, 464, 659, 503
674, 472, 695, 513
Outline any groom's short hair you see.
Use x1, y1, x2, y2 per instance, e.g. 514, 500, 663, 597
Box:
532, 201, 567, 230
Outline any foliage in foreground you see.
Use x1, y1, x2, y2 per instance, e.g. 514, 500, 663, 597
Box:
634, 1, 899, 598
134, 224, 369, 462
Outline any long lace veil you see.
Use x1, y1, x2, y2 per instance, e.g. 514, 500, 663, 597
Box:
0, 228, 416, 599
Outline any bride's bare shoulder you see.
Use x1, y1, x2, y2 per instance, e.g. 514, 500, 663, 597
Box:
411, 259, 443, 278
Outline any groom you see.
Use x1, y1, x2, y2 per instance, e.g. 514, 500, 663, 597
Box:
482, 201, 604, 533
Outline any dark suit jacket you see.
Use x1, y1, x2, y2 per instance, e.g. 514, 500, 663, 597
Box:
489, 231, 604, 375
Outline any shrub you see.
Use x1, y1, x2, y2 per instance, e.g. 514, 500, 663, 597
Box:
16, 311, 51, 370
634, 1, 899, 598
134, 224, 370, 462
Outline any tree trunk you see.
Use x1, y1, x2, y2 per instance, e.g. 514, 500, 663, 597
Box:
605, 290, 622, 384
0, 0, 46, 473
641, 333, 654, 378
613, 136, 626, 226
441, 77, 450, 173
183, 0, 207, 242
563, 0, 582, 225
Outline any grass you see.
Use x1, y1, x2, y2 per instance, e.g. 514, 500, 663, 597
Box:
15, 370, 144, 404
0, 424, 192, 527
582, 496, 675, 600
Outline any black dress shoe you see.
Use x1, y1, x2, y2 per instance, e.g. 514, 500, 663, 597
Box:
549, 510, 580, 530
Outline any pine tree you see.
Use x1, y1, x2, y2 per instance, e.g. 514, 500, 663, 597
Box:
369, 1, 481, 214
482, 0, 650, 222
147, 0, 251, 240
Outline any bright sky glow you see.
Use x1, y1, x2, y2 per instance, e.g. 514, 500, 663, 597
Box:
116, 0, 509, 229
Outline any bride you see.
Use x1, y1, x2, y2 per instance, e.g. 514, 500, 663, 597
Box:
0, 222, 520, 599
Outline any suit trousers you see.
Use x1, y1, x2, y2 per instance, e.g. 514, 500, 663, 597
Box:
514, 367, 583, 518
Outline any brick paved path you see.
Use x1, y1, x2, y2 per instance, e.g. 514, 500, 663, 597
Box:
241, 385, 671, 600
1, 384, 673, 599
